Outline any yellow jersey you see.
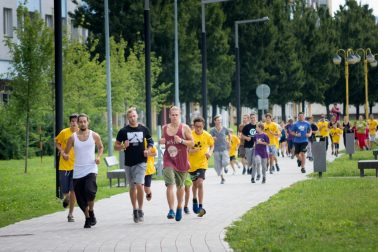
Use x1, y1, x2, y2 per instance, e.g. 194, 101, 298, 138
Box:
55, 128, 76, 171
330, 128, 343, 144
368, 119, 378, 135
317, 121, 329, 137
145, 146, 157, 176
188, 130, 214, 172
229, 134, 240, 157
264, 122, 280, 147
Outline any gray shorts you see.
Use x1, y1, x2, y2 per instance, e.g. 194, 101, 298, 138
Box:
125, 163, 147, 189
245, 147, 255, 167
213, 150, 229, 176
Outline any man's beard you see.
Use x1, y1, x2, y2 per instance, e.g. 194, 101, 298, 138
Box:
80, 127, 87, 131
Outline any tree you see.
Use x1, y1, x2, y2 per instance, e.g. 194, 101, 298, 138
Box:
5, 5, 53, 172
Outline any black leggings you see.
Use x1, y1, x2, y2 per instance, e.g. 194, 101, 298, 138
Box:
73, 173, 97, 213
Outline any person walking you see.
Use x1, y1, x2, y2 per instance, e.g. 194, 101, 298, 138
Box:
252, 123, 269, 184
55, 113, 78, 222
114, 108, 154, 223
188, 116, 214, 217
210, 115, 230, 184
160, 106, 194, 221
241, 113, 257, 176
291, 112, 312, 173
63, 114, 104, 228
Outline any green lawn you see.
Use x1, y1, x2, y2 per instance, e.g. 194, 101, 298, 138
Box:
226, 150, 378, 251
0, 155, 126, 228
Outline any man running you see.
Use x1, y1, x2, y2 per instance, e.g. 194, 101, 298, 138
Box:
210, 115, 230, 184
160, 106, 194, 221
55, 113, 78, 222
114, 108, 154, 223
63, 114, 103, 228
241, 113, 257, 176
291, 112, 312, 173
188, 116, 214, 217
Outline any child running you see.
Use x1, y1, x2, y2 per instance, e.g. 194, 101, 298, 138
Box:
252, 123, 269, 184
329, 123, 343, 157
228, 128, 240, 175
144, 139, 157, 201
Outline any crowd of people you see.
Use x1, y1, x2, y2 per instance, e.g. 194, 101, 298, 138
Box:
55, 104, 378, 228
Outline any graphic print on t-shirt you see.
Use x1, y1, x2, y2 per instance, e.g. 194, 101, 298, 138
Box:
249, 128, 256, 137
127, 132, 143, 146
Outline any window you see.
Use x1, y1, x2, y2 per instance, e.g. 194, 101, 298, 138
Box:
45, 15, 53, 28
3, 8, 13, 37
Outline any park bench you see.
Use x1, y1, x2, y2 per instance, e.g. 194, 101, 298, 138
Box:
104, 156, 127, 187
357, 160, 378, 177
373, 149, 378, 160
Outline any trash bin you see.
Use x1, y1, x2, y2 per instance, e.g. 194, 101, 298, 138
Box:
312, 141, 326, 176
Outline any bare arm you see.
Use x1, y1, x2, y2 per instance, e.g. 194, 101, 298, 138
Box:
93, 132, 104, 164
183, 125, 194, 148
63, 136, 74, 161
114, 140, 126, 151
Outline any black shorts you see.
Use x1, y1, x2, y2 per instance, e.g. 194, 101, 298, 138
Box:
334, 143, 339, 149
73, 173, 97, 212
230, 156, 236, 161
189, 169, 206, 181
294, 142, 308, 154
144, 174, 152, 187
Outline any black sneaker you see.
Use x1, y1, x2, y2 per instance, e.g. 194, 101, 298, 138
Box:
297, 159, 301, 167
262, 177, 266, 184
256, 174, 261, 181
271, 165, 275, 171
133, 209, 139, 223
275, 164, 280, 172
251, 177, 255, 183
301, 168, 306, 173
269, 168, 273, 174
84, 218, 91, 228
184, 207, 190, 214
62, 197, 69, 208
89, 210, 97, 226
137, 209, 144, 222
242, 167, 246, 175
247, 168, 252, 175
224, 167, 228, 174
277, 151, 280, 157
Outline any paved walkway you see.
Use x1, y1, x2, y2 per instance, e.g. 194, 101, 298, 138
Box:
0, 147, 340, 252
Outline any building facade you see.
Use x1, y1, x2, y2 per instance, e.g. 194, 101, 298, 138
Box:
0, 0, 86, 104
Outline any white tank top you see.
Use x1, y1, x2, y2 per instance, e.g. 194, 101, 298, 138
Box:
73, 130, 98, 179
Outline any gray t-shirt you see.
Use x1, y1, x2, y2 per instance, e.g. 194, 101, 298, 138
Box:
210, 127, 229, 152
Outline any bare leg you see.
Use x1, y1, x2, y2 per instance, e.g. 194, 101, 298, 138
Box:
176, 185, 184, 209
197, 179, 204, 204
129, 186, 137, 209
136, 183, 144, 210
184, 185, 191, 208
166, 184, 175, 210
68, 190, 76, 216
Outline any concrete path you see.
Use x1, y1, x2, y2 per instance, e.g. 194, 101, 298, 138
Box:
0, 147, 339, 252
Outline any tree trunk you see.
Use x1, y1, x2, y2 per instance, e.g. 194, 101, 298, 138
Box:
281, 103, 286, 122
211, 103, 217, 127
356, 105, 360, 119
343, 102, 346, 117
325, 102, 330, 118
24, 112, 29, 173
185, 102, 191, 125
369, 102, 374, 116
301, 100, 305, 113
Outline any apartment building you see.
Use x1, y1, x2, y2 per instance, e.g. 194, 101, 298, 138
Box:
0, 0, 87, 104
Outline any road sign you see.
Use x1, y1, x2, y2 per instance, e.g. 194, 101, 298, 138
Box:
256, 84, 270, 99
258, 99, 269, 110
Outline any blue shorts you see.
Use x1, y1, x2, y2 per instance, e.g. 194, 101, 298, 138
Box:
59, 170, 74, 194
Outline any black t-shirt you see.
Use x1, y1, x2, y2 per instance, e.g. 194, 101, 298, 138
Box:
116, 124, 153, 166
242, 123, 257, 148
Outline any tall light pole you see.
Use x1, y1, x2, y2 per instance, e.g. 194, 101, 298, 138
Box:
174, 0, 179, 107
104, 0, 113, 156
235, 17, 269, 128
144, 0, 152, 130
201, 0, 231, 129
333, 48, 359, 117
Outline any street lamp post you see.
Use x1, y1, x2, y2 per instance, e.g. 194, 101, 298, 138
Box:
333, 48, 359, 117
144, 0, 152, 130
234, 17, 269, 128
201, 0, 231, 129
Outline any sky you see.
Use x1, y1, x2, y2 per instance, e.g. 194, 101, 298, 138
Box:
332, 0, 378, 16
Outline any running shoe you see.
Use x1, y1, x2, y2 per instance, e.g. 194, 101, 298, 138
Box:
146, 192, 152, 201
297, 159, 301, 167
137, 209, 144, 222
242, 167, 246, 175
251, 177, 255, 183
184, 207, 190, 214
133, 210, 139, 223
167, 209, 175, 219
198, 208, 206, 217
224, 167, 228, 174
62, 197, 69, 208
192, 199, 199, 214
262, 177, 266, 184
175, 208, 183, 221
221, 177, 225, 184
301, 168, 306, 173
275, 164, 280, 172
89, 211, 97, 226
67, 215, 75, 222
256, 174, 261, 181
84, 218, 91, 228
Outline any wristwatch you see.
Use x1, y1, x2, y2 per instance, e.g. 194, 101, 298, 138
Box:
180, 139, 184, 144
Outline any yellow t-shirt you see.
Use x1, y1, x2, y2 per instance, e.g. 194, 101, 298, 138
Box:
317, 121, 329, 137
55, 128, 76, 171
229, 134, 240, 157
264, 122, 280, 147
146, 146, 157, 176
368, 119, 378, 135
188, 130, 214, 172
330, 128, 343, 144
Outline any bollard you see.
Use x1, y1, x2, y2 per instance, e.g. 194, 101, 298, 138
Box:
312, 141, 326, 178
345, 133, 355, 160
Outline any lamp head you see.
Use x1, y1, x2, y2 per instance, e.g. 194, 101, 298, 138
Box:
333, 55, 342, 65
367, 52, 375, 63
370, 60, 378, 68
